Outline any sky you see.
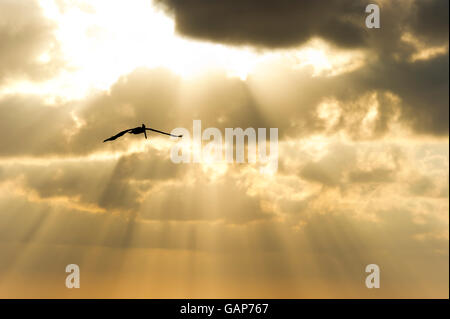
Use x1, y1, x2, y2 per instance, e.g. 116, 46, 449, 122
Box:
0, 0, 448, 298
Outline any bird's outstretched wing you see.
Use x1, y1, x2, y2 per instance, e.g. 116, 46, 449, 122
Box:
146, 127, 182, 138
103, 129, 132, 142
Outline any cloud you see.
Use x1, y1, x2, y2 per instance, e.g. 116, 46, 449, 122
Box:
0, 1, 447, 161
410, 0, 449, 45
0, 55, 447, 162
0, 0, 64, 84
348, 167, 395, 184
0, 147, 270, 223
342, 54, 449, 135
139, 174, 272, 223
0, 95, 74, 156
0, 148, 183, 213
155, 0, 368, 48
0, 0, 448, 298
0, 176, 447, 297
155, 0, 448, 51
0, 131, 447, 297
299, 142, 357, 187
153, 0, 449, 136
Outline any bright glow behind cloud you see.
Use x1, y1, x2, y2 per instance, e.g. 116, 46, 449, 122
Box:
0, 0, 367, 100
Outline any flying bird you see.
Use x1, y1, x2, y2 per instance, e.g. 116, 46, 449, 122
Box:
103, 124, 182, 142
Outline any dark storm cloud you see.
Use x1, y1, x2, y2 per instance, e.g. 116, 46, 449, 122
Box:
155, 0, 448, 50
155, 0, 368, 48
0, 0, 64, 83
340, 54, 449, 136
410, 0, 449, 45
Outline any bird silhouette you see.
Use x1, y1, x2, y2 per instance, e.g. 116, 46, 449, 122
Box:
103, 124, 182, 142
